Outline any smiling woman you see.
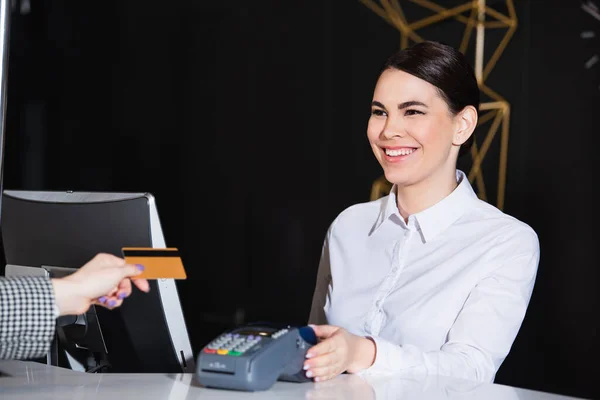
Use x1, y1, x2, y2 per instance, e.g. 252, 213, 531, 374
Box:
305, 41, 540, 384
367, 42, 479, 219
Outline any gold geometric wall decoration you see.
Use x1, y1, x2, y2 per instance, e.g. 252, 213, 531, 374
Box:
362, 0, 517, 210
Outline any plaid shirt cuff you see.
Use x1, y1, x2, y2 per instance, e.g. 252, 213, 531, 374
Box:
0, 276, 57, 360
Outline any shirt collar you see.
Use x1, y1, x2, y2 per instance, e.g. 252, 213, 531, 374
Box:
371, 170, 478, 242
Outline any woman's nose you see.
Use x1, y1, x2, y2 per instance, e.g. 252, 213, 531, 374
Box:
382, 117, 405, 140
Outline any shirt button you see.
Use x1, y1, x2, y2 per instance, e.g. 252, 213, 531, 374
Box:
376, 300, 382, 308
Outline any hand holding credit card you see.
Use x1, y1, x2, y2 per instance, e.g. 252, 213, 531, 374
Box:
122, 247, 187, 279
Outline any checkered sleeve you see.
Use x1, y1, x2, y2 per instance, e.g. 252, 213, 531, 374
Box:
0, 276, 58, 360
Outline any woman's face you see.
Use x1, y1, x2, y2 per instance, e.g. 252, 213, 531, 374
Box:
367, 68, 464, 188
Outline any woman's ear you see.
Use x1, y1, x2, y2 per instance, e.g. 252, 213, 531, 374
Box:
453, 106, 478, 146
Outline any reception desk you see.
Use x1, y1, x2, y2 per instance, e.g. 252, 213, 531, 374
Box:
0, 360, 580, 399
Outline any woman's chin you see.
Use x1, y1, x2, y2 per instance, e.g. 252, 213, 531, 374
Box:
383, 168, 417, 187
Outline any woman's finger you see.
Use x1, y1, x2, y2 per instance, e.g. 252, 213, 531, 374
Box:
310, 325, 340, 339
304, 352, 336, 370
307, 337, 338, 358
93, 296, 122, 309
307, 363, 342, 380
116, 278, 133, 300
105, 285, 119, 298
132, 277, 150, 293
105, 297, 123, 309
93, 297, 107, 307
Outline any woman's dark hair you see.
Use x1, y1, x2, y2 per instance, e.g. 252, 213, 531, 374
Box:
381, 41, 480, 158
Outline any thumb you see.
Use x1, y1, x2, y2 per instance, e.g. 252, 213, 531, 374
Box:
310, 324, 340, 339
117, 263, 144, 279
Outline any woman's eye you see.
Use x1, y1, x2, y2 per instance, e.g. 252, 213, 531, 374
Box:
405, 109, 424, 116
371, 109, 387, 117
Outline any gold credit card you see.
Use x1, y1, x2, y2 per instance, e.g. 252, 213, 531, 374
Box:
122, 247, 187, 280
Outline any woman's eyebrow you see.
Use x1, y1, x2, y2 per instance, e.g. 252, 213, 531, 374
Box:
398, 101, 427, 109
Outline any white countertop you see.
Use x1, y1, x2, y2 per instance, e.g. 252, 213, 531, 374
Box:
0, 361, 580, 399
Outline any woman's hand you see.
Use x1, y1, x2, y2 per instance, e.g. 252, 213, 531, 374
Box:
51, 253, 150, 316
303, 325, 376, 382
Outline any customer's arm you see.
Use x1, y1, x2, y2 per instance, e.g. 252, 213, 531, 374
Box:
0, 253, 150, 360
0, 276, 58, 360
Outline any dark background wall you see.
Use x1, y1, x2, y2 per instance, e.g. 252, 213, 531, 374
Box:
2, 1, 599, 398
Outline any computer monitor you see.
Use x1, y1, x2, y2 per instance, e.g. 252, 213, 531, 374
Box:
0, 190, 195, 373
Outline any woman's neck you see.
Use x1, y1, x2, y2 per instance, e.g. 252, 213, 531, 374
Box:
395, 169, 459, 222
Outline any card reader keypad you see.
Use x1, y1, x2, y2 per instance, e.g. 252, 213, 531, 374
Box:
205, 333, 261, 356
271, 328, 288, 339
203, 329, 289, 356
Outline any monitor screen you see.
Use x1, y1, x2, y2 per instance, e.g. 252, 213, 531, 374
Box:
1, 190, 195, 373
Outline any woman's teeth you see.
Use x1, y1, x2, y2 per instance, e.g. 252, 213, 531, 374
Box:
385, 148, 416, 156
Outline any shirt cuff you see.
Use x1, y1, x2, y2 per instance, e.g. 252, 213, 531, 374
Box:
360, 336, 426, 376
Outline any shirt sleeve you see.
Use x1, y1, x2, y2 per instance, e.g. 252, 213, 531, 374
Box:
0, 276, 58, 360
308, 225, 333, 325
361, 236, 540, 383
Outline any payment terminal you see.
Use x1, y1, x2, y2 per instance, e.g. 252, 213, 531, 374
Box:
196, 324, 317, 391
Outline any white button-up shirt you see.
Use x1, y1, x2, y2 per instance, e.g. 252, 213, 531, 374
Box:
309, 170, 540, 382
